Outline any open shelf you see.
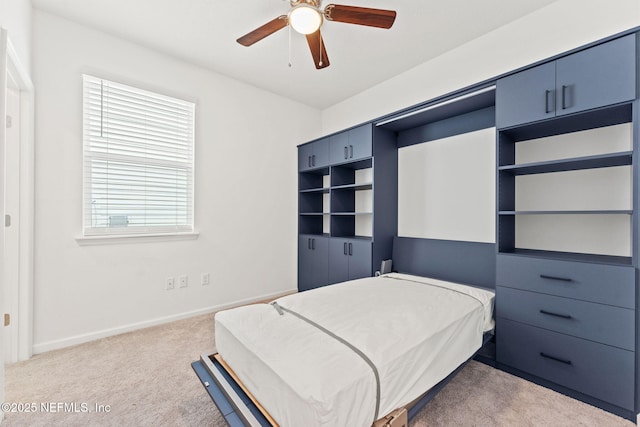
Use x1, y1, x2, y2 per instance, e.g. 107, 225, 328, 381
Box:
499, 151, 632, 175
499, 210, 633, 215
299, 187, 330, 194
331, 183, 373, 191
331, 212, 373, 216
499, 248, 633, 266
497, 102, 634, 264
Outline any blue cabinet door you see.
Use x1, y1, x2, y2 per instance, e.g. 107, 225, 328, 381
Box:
328, 239, 350, 284
347, 239, 372, 280
299, 139, 330, 172
329, 132, 350, 165
348, 124, 373, 161
496, 61, 556, 128
329, 238, 372, 284
556, 34, 636, 117
329, 125, 372, 165
298, 144, 314, 172
312, 139, 330, 169
298, 235, 329, 291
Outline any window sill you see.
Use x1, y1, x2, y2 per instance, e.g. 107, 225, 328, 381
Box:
76, 231, 200, 246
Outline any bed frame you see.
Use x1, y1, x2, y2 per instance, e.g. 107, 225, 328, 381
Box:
191, 236, 496, 426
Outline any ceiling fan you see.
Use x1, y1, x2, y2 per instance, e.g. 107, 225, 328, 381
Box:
237, 0, 397, 69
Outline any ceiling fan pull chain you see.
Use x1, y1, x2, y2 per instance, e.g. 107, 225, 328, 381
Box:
288, 25, 292, 67
318, 33, 323, 67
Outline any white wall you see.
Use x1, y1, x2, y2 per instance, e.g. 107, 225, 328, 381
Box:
398, 128, 496, 243
321, 0, 640, 133
0, 0, 31, 72
32, 10, 321, 353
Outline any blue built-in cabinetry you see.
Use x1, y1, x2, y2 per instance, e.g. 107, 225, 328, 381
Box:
495, 32, 639, 418
298, 124, 397, 291
297, 26, 640, 421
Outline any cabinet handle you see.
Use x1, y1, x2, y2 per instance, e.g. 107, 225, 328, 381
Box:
544, 90, 553, 113
312, 154, 316, 167
540, 352, 572, 365
308, 155, 312, 168
349, 145, 353, 158
344, 146, 348, 159
561, 85, 568, 109
344, 242, 348, 255
539, 309, 572, 319
540, 274, 573, 282
308, 238, 312, 249
311, 238, 315, 250
348, 243, 353, 256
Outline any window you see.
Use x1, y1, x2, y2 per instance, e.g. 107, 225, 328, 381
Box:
82, 75, 195, 237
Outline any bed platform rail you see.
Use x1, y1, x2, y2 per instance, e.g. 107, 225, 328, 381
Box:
192, 353, 269, 427
192, 334, 494, 427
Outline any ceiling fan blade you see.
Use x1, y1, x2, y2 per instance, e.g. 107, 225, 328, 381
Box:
306, 30, 330, 69
237, 15, 288, 46
324, 5, 396, 29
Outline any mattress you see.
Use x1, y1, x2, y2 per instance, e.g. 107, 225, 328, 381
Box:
214, 273, 495, 427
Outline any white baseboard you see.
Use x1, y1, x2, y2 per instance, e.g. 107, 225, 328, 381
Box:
32, 290, 293, 355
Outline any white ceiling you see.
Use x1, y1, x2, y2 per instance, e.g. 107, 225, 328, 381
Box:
32, 0, 559, 109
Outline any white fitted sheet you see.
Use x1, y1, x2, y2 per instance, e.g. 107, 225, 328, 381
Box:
215, 273, 495, 427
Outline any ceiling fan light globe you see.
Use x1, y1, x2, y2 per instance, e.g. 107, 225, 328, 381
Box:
289, 5, 323, 35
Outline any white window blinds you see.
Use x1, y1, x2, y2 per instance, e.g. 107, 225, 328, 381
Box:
82, 75, 195, 236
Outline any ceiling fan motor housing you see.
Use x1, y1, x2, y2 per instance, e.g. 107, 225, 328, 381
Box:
290, 0, 322, 8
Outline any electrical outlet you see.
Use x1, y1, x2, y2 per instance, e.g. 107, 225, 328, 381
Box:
179, 275, 188, 288
201, 273, 210, 286
165, 277, 175, 290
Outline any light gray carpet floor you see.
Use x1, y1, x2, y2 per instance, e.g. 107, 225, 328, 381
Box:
2, 312, 635, 426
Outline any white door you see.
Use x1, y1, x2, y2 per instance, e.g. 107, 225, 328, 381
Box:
0, 30, 35, 420
3, 83, 19, 363
0, 28, 8, 422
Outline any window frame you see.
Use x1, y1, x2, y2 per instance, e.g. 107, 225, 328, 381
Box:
81, 74, 196, 239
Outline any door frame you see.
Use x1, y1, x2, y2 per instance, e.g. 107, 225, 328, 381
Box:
1, 28, 35, 362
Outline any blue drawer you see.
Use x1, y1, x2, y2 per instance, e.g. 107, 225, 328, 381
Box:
497, 286, 635, 350
497, 319, 634, 410
497, 255, 635, 309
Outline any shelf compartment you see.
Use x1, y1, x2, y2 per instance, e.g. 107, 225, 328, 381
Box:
299, 168, 329, 192
331, 215, 355, 237
299, 215, 325, 235
499, 151, 632, 175
508, 214, 632, 259
330, 160, 373, 187
299, 192, 325, 215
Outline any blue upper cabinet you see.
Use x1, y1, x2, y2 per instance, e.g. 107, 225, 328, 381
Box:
497, 34, 636, 129
329, 124, 373, 164
496, 62, 556, 128
299, 138, 330, 172
555, 35, 636, 117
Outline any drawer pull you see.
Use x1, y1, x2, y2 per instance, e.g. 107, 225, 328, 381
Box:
540, 274, 573, 282
540, 352, 572, 365
539, 309, 572, 319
